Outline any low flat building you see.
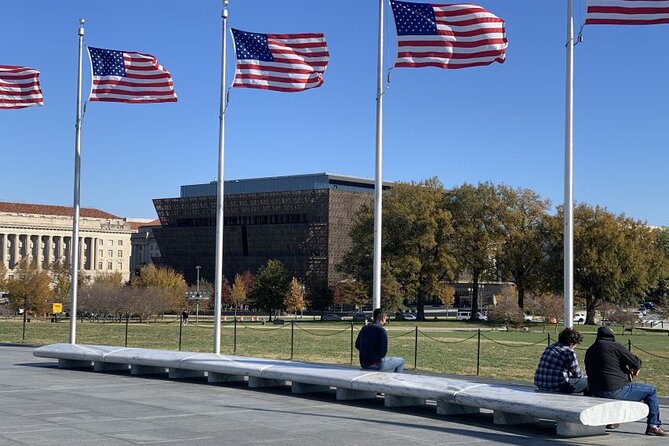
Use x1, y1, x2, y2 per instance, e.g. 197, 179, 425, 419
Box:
0, 202, 134, 282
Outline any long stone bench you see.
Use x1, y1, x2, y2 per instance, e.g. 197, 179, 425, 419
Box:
33, 344, 649, 437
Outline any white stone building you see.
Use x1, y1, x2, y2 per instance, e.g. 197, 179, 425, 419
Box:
0, 202, 134, 282
129, 219, 161, 273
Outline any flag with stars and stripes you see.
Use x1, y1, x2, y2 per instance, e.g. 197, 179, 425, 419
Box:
0, 65, 43, 109
390, 0, 507, 69
231, 28, 329, 92
585, 0, 669, 25
88, 47, 177, 103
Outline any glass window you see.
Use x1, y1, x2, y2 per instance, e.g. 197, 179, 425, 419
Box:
99, 239, 103, 246
108, 250, 113, 257
107, 262, 112, 270
110, 240, 114, 246
98, 249, 103, 257
118, 250, 123, 258
98, 261, 102, 270
118, 240, 123, 246
117, 261, 122, 270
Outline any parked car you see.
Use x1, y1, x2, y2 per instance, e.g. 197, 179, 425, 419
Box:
396, 313, 417, 321
456, 309, 471, 321
322, 314, 342, 321
475, 312, 488, 321
573, 312, 586, 323
352, 313, 371, 322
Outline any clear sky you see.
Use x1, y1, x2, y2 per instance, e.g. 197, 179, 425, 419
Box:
2, 1, 668, 225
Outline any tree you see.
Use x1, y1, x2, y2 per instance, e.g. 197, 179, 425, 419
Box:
544, 204, 663, 324
488, 294, 524, 327
529, 293, 563, 329
302, 279, 332, 315
48, 260, 71, 305
131, 264, 187, 312
230, 274, 248, 313
332, 280, 368, 309
497, 186, 550, 309
381, 270, 404, 312
340, 178, 457, 319
284, 277, 307, 314
250, 260, 289, 320
4, 259, 53, 315
445, 182, 505, 320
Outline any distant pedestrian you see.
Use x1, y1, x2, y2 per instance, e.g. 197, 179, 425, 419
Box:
355, 308, 405, 373
534, 328, 588, 394
182, 310, 189, 325
585, 327, 665, 436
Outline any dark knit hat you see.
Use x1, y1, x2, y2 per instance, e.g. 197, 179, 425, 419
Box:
596, 326, 616, 341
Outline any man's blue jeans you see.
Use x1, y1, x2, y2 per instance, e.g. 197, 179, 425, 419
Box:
594, 383, 662, 427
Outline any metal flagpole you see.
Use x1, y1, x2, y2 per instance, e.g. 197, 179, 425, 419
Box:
214, 0, 229, 354
69, 18, 85, 344
563, 0, 574, 329
372, 0, 384, 311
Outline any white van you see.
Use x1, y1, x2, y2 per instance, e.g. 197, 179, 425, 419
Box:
456, 309, 471, 320
573, 312, 586, 323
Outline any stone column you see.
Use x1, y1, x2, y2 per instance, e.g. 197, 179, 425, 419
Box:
92, 238, 98, 271
45, 235, 53, 269
0, 234, 5, 270
63, 236, 70, 266
78, 237, 84, 270
57, 236, 64, 263
12, 234, 20, 270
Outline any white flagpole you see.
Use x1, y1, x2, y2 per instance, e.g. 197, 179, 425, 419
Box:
564, 0, 574, 329
214, 0, 229, 354
69, 18, 85, 344
372, 0, 385, 311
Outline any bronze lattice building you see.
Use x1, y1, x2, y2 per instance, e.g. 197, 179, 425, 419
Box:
152, 173, 388, 291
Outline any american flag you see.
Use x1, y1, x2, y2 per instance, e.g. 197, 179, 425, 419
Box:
0, 65, 43, 109
585, 0, 669, 25
88, 47, 177, 103
231, 28, 329, 92
390, 0, 507, 69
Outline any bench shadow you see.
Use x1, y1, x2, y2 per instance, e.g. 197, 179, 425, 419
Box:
216, 402, 593, 445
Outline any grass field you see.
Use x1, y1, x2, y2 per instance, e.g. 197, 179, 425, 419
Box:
2, 317, 668, 396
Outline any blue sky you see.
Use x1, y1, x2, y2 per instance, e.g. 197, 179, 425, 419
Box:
2, 1, 668, 225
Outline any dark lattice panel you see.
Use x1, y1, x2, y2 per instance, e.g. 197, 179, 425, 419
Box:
153, 190, 330, 289
327, 190, 374, 285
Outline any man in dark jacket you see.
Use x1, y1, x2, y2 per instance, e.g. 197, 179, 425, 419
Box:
585, 326, 665, 436
354, 308, 405, 372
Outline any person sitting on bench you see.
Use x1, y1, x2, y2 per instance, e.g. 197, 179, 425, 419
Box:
534, 328, 588, 394
355, 308, 405, 373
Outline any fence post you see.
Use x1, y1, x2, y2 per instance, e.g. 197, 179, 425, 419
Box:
350, 323, 354, 365
178, 313, 183, 351
476, 329, 481, 376
233, 316, 237, 355
413, 326, 418, 370
547, 333, 551, 346
290, 321, 295, 360
125, 314, 129, 347
628, 339, 632, 352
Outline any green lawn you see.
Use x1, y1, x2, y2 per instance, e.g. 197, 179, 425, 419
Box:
2, 318, 667, 396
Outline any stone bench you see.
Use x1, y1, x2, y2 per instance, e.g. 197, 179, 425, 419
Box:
33, 343, 648, 437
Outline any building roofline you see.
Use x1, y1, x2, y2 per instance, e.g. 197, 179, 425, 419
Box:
0, 201, 121, 220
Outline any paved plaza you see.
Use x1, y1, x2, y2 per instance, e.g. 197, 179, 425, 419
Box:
0, 345, 666, 445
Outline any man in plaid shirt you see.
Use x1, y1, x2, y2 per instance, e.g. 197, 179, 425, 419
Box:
534, 328, 588, 394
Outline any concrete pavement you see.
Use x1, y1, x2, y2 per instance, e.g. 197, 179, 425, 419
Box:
0, 345, 666, 445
